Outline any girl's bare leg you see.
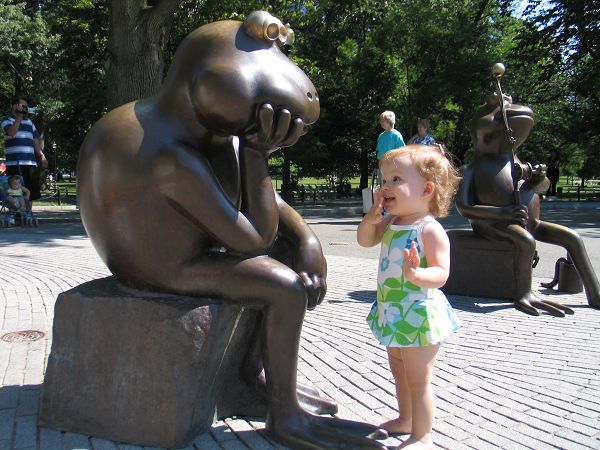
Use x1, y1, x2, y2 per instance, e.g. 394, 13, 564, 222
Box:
398, 344, 440, 449
380, 347, 412, 435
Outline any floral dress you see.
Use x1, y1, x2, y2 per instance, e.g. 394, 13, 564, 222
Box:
367, 218, 460, 347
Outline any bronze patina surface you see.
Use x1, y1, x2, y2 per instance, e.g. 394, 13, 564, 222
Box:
455, 65, 600, 316
76, 11, 385, 449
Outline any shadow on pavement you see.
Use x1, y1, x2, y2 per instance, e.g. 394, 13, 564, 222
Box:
347, 289, 517, 315
0, 222, 87, 246
345, 290, 376, 303
0, 383, 41, 415
447, 295, 515, 314
344, 287, 589, 315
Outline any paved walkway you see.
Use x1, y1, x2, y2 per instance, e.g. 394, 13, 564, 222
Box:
0, 205, 599, 450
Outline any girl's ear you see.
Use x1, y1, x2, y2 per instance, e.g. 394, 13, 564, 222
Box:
423, 180, 435, 196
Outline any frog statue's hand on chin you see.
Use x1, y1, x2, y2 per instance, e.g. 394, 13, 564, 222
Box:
77, 11, 386, 450
456, 71, 600, 316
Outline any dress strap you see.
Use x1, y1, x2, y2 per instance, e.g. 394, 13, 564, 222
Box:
414, 217, 437, 255
416, 217, 436, 235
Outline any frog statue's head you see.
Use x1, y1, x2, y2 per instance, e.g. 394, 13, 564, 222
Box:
470, 92, 535, 156
158, 11, 320, 138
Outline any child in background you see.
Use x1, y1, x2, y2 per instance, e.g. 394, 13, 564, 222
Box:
357, 145, 461, 449
7, 175, 30, 212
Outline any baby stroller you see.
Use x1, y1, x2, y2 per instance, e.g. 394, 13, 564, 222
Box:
0, 175, 38, 227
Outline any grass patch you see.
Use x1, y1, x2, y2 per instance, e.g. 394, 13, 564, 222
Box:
34, 181, 77, 205
32, 200, 61, 206
271, 176, 362, 188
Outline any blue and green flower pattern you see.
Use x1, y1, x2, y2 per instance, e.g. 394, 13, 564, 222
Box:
367, 220, 460, 347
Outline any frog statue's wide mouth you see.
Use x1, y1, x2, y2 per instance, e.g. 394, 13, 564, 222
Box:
488, 93, 534, 125
503, 101, 535, 149
472, 93, 535, 153
505, 103, 535, 124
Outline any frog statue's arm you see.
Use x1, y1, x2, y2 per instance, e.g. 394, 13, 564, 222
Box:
276, 193, 327, 309
239, 103, 327, 309
455, 165, 528, 227
227, 100, 327, 310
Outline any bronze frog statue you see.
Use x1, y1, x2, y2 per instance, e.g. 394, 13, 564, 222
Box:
456, 85, 600, 316
77, 11, 385, 450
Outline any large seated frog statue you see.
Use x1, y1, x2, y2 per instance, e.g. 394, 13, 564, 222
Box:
455, 76, 600, 316
75, 10, 385, 450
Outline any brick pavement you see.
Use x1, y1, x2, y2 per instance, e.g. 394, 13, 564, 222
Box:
0, 218, 599, 450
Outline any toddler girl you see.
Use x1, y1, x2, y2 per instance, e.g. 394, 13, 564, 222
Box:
357, 144, 461, 449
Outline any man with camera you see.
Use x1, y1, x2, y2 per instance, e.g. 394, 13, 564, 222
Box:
2, 97, 47, 200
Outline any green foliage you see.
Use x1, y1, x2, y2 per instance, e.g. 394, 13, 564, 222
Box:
0, 0, 59, 103
518, 0, 600, 179
559, 143, 585, 178
41, 0, 107, 171
0, 0, 106, 171
278, 0, 525, 188
290, 0, 400, 187
1, 0, 598, 188
0, 0, 59, 160
430, 99, 462, 145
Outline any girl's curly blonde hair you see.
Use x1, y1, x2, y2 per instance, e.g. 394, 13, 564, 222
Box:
379, 144, 461, 217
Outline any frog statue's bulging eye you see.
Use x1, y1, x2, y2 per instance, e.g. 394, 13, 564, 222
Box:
242, 11, 295, 46
265, 21, 280, 40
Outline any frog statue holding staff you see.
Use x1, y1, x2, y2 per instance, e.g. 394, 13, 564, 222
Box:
455, 63, 600, 316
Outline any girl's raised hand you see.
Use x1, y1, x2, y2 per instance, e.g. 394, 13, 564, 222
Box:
365, 187, 384, 224
403, 241, 420, 282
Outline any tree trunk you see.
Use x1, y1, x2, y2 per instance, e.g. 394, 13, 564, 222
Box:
106, 0, 185, 109
359, 146, 370, 189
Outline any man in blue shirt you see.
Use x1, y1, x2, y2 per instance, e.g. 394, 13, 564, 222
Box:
2, 98, 47, 200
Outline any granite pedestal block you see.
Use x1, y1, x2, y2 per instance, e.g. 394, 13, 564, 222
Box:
38, 276, 266, 449
443, 229, 527, 300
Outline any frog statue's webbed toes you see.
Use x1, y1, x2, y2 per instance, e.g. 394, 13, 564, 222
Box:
515, 292, 574, 317
537, 299, 575, 316
267, 411, 389, 450
296, 382, 338, 415
295, 384, 388, 440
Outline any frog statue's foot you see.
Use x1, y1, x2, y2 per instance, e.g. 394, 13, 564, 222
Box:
267, 409, 388, 450
247, 368, 339, 416
248, 371, 387, 440
296, 384, 387, 440
515, 291, 575, 317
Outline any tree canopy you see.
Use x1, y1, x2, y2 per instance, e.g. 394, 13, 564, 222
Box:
0, 0, 598, 185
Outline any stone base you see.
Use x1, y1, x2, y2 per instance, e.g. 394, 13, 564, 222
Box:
443, 229, 527, 300
38, 276, 266, 449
